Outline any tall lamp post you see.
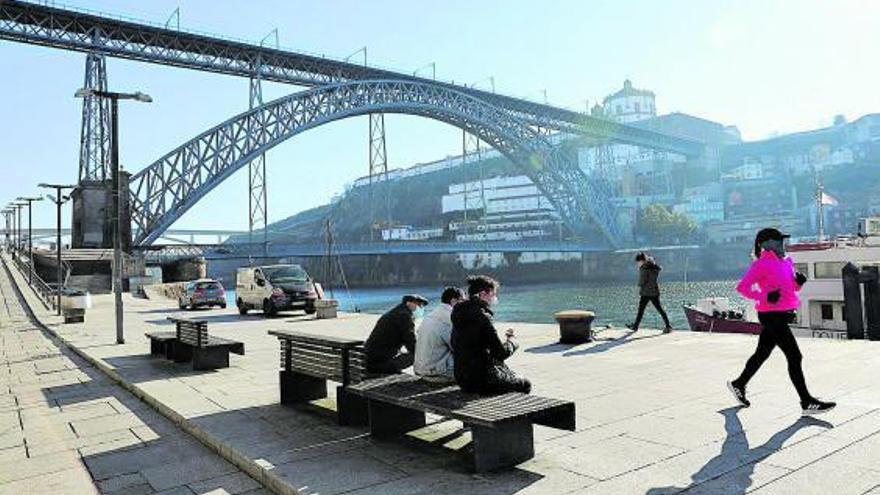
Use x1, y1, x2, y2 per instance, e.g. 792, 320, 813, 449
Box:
13, 202, 25, 255
17, 196, 43, 284
39, 183, 75, 315
74, 88, 152, 344
2, 208, 13, 252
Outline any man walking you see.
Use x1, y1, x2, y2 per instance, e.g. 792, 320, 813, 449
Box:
451, 275, 531, 394
364, 294, 428, 374
627, 252, 673, 333
414, 287, 466, 383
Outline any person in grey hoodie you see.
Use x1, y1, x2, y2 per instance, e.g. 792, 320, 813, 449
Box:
627, 252, 672, 333
414, 287, 466, 383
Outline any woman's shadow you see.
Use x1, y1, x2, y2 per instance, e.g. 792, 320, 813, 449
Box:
645, 407, 833, 494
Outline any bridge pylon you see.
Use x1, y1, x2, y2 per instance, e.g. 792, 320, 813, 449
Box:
72, 52, 126, 249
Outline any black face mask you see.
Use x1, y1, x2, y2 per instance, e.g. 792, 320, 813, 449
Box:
760, 239, 786, 258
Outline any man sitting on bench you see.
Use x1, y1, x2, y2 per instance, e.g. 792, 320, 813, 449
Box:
451, 275, 532, 394
364, 294, 428, 374
414, 286, 466, 383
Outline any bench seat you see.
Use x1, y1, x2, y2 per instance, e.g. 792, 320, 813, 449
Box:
347, 373, 576, 472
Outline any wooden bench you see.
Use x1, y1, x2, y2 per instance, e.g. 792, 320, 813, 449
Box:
167, 317, 245, 371
145, 330, 177, 359
346, 373, 576, 473
268, 329, 371, 426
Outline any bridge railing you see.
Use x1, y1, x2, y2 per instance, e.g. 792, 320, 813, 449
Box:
9, 249, 58, 312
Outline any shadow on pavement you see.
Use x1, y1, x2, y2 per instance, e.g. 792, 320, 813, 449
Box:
561, 330, 665, 357
644, 407, 833, 494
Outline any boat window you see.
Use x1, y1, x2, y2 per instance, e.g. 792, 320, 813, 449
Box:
794, 263, 808, 276
820, 304, 834, 321
814, 261, 847, 279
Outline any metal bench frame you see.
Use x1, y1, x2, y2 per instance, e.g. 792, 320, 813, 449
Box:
269, 329, 369, 426
347, 374, 576, 473
165, 317, 244, 371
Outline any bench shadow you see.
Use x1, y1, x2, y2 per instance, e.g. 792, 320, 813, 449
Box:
525, 342, 572, 354
644, 407, 833, 495
562, 331, 664, 357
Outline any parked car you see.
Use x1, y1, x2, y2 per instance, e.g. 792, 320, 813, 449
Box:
236, 264, 318, 317
179, 279, 227, 310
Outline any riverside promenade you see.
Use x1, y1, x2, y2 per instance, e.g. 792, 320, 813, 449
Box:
3, 259, 880, 494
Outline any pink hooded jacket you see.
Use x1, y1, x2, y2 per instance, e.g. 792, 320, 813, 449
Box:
736, 250, 802, 313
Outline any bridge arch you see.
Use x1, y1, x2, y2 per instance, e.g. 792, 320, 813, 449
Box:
129, 80, 620, 247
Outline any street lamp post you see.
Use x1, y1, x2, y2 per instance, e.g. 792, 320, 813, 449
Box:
2, 209, 11, 252
14, 203, 24, 255
17, 196, 44, 285
74, 88, 152, 344
39, 183, 75, 315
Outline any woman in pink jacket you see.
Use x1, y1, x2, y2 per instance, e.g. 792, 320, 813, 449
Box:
727, 228, 836, 415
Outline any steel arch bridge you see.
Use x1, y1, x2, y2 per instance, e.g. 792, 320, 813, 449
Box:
129, 79, 621, 248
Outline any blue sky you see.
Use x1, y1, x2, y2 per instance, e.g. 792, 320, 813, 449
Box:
1, 0, 879, 230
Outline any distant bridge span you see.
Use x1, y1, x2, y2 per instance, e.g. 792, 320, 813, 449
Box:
0, 0, 703, 156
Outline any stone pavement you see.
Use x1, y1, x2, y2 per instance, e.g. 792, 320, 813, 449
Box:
0, 259, 268, 495
5, 255, 880, 494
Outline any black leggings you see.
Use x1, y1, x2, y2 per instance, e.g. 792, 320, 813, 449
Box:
634, 296, 671, 328
734, 311, 812, 403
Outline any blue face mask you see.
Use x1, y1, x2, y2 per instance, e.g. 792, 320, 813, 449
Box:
413, 306, 426, 319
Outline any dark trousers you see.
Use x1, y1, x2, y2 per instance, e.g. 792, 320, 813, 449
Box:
367, 352, 414, 374
633, 296, 671, 328
733, 311, 812, 403
460, 363, 532, 395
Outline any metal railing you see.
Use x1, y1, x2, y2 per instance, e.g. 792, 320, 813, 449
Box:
10, 250, 57, 311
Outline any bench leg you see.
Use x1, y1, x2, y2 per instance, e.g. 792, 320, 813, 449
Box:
192, 348, 229, 371
336, 386, 368, 427
367, 400, 425, 438
280, 371, 327, 404
171, 342, 193, 363
150, 339, 164, 356
470, 420, 534, 473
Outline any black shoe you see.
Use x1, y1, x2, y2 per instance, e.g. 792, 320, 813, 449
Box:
727, 380, 750, 407
663, 326, 673, 334
802, 398, 836, 416
625, 323, 638, 331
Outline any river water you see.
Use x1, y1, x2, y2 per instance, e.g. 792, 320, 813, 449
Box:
226, 278, 748, 329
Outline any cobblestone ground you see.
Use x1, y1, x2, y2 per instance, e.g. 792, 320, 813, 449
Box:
0, 262, 269, 495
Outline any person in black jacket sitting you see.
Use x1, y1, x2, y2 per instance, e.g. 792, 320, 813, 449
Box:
451, 275, 531, 394
364, 294, 428, 374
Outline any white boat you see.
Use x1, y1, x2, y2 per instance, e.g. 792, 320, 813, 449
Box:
787, 217, 880, 337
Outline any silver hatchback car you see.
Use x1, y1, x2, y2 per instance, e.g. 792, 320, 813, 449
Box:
179, 279, 227, 310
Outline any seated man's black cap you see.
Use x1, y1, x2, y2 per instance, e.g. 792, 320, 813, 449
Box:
402, 294, 429, 306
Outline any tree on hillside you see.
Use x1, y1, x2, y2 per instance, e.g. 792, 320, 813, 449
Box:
638, 204, 697, 244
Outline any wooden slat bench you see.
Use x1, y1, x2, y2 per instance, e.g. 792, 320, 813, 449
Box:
346, 373, 576, 473
145, 330, 177, 359
167, 317, 245, 371
268, 329, 372, 426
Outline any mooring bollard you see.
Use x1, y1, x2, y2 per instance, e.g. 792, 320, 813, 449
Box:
842, 263, 880, 340
843, 263, 864, 340
553, 310, 595, 344
863, 266, 880, 341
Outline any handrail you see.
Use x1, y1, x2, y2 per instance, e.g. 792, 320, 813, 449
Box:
10, 250, 57, 311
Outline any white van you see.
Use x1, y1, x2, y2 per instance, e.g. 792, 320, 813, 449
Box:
235, 264, 318, 317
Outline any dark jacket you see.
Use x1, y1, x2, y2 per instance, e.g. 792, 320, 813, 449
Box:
638, 259, 662, 297
450, 297, 517, 390
364, 303, 416, 365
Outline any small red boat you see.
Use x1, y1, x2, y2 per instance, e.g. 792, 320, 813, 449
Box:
684, 298, 762, 335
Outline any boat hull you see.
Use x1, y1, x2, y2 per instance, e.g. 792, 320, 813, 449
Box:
684, 305, 762, 335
